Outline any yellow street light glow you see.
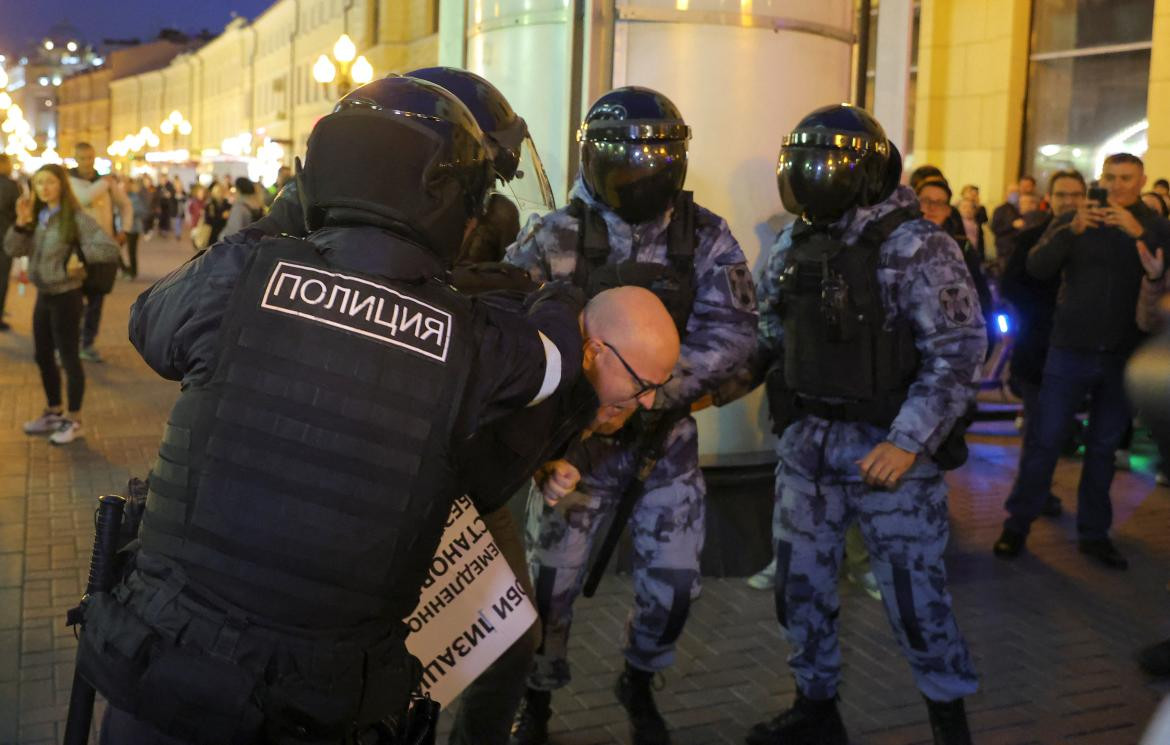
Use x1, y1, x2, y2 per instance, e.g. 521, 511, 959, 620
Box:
0, 92, 11, 110
312, 54, 336, 84
169, 110, 183, 124
1, 120, 13, 134
160, 119, 174, 134
139, 126, 151, 137
8, 104, 22, 120
351, 56, 373, 85
147, 134, 160, 148
66, 41, 78, 52
332, 34, 357, 64
178, 121, 192, 136
0, 68, 7, 89
44, 40, 54, 51
107, 143, 117, 156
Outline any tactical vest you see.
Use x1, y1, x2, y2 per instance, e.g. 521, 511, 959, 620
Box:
776, 208, 921, 426
139, 235, 476, 629
568, 191, 699, 337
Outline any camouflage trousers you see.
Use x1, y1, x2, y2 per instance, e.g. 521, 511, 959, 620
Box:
524, 416, 705, 690
773, 418, 979, 703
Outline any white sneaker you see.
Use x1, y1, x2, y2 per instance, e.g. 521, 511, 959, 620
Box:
23, 411, 65, 435
846, 568, 883, 601
746, 559, 777, 590
49, 419, 83, 445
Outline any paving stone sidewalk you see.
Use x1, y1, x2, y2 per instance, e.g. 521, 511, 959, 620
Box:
1, 234, 1168, 744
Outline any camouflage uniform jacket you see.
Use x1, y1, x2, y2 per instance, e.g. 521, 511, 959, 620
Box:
757, 185, 987, 456
505, 179, 758, 411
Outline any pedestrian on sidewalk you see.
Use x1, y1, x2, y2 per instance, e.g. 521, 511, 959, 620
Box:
203, 181, 231, 246
4, 164, 120, 445
221, 177, 266, 239
0, 154, 20, 330
68, 142, 131, 363
994, 153, 1170, 569
170, 178, 186, 240
122, 176, 150, 279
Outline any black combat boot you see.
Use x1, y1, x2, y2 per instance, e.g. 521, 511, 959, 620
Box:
510, 688, 551, 745
615, 662, 670, 745
744, 690, 848, 745
924, 696, 973, 745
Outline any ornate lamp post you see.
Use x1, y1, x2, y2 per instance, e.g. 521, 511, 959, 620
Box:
312, 34, 374, 98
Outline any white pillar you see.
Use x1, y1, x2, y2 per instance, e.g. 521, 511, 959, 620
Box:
438, 0, 467, 67
872, 0, 914, 150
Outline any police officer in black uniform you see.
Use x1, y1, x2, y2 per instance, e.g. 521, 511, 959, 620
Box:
77, 76, 587, 745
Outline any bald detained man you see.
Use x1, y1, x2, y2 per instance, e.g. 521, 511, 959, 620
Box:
448, 286, 678, 745
459, 285, 679, 514
581, 285, 681, 434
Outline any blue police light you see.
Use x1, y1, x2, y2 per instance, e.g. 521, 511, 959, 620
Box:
996, 313, 1010, 335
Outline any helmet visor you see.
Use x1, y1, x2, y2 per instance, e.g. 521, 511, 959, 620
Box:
777, 146, 870, 225
581, 139, 688, 224
496, 134, 557, 220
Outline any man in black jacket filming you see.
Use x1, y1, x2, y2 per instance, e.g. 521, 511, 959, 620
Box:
995, 153, 1170, 568
999, 169, 1087, 520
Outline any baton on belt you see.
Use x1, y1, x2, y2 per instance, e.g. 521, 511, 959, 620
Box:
63, 494, 127, 745
582, 409, 687, 598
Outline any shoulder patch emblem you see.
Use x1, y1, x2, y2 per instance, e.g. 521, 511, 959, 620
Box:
938, 284, 976, 327
723, 263, 757, 312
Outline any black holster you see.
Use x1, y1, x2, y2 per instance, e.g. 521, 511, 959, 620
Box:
764, 362, 799, 436
931, 406, 973, 471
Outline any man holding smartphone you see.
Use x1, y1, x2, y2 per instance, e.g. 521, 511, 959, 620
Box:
994, 153, 1170, 567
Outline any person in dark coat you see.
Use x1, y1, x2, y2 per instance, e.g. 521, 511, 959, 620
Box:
1000, 170, 1087, 517
0, 154, 20, 330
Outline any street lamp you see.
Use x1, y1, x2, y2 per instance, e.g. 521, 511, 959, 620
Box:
160, 110, 193, 147
312, 34, 374, 98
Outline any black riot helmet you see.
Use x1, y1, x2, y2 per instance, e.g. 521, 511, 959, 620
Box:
578, 86, 691, 225
296, 75, 494, 265
407, 66, 527, 182
406, 66, 555, 214
776, 104, 902, 226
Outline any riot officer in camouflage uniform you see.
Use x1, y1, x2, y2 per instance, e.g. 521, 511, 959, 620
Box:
736, 105, 985, 745
507, 87, 758, 745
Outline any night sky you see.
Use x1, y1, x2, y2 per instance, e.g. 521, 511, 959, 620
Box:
1, 0, 276, 59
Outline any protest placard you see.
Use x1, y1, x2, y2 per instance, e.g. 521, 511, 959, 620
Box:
405, 495, 537, 706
